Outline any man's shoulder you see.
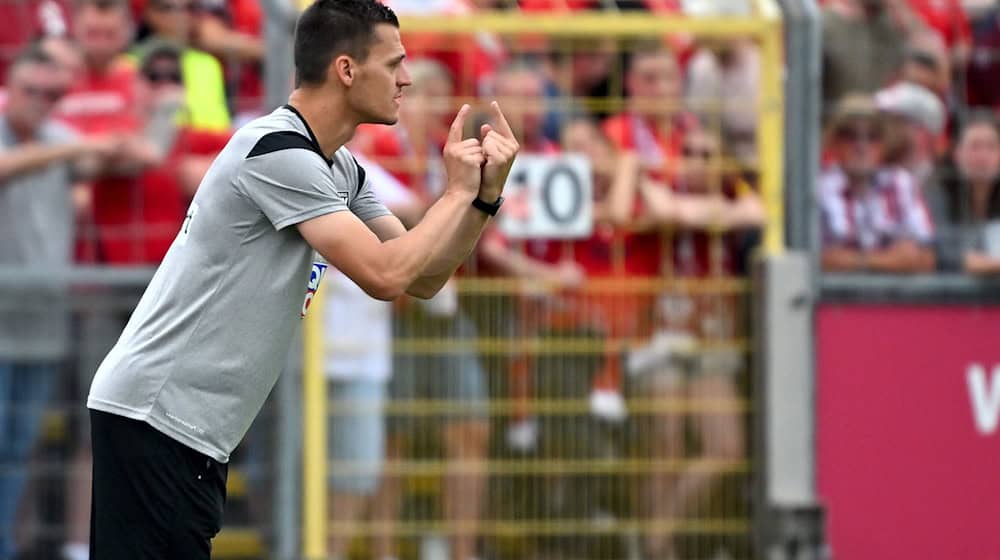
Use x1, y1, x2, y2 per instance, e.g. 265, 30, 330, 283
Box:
332, 146, 366, 190
239, 109, 324, 162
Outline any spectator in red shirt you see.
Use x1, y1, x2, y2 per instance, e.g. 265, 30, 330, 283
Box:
56, 0, 175, 263
57, 0, 143, 138
480, 117, 658, 445
602, 41, 698, 180
629, 128, 764, 560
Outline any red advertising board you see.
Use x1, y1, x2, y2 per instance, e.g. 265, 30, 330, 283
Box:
817, 305, 1000, 559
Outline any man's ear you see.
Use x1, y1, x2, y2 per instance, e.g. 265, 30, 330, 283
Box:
332, 55, 354, 86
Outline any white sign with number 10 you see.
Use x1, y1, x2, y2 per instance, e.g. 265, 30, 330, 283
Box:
496, 154, 593, 240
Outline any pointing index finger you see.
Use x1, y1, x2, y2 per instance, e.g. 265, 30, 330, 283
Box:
490, 101, 516, 140
448, 104, 470, 144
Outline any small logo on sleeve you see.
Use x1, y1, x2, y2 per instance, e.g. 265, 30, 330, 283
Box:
301, 262, 328, 318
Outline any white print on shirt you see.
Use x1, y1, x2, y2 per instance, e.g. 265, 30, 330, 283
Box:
177, 202, 199, 247
164, 411, 206, 435
301, 262, 328, 318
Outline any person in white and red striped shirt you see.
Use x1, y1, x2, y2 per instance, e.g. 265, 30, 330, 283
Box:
820, 94, 937, 273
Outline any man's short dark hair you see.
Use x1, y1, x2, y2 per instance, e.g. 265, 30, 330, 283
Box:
294, 0, 399, 87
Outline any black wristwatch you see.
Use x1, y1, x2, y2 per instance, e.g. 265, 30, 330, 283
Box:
472, 195, 504, 216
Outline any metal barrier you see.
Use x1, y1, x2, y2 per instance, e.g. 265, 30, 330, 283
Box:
300, 6, 786, 559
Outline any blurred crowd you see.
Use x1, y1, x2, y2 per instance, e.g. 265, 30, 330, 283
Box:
820, 0, 1000, 275
0, 0, 996, 558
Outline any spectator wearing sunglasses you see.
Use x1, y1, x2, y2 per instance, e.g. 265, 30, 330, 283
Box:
0, 44, 115, 560
820, 94, 936, 273
132, 0, 231, 131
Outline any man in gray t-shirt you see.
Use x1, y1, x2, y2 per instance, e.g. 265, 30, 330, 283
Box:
87, 1, 519, 558
0, 45, 112, 559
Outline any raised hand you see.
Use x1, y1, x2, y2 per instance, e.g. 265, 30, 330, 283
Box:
443, 104, 485, 197
479, 101, 520, 203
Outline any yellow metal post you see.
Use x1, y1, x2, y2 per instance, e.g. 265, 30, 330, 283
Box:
757, 9, 786, 255
302, 288, 327, 559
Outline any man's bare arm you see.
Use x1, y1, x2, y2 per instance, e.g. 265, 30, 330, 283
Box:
365, 210, 489, 298
299, 105, 487, 300
299, 189, 479, 300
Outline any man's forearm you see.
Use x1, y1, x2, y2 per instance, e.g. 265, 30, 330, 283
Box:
383, 190, 477, 278
402, 196, 488, 298
0, 143, 85, 183
421, 204, 490, 276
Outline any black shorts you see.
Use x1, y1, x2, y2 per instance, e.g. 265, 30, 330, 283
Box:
89, 409, 228, 560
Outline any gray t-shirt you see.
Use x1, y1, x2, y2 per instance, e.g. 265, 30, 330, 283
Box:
88, 105, 390, 462
0, 116, 77, 360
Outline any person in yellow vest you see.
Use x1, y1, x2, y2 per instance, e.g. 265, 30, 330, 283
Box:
132, 0, 231, 132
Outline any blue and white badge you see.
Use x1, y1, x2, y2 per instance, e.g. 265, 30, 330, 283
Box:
300, 262, 328, 318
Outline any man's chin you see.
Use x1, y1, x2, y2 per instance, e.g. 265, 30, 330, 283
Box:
364, 109, 399, 126
364, 113, 399, 126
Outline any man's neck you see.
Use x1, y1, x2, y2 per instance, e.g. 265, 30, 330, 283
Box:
287, 88, 359, 160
